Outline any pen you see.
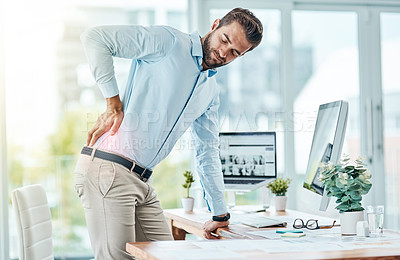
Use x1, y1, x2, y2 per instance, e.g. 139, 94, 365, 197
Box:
210, 232, 220, 238
276, 230, 304, 234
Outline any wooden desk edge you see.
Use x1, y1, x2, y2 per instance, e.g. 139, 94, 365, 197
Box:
126, 242, 159, 260
126, 241, 400, 260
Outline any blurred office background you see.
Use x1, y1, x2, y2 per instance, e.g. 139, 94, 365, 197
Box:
1, 0, 399, 259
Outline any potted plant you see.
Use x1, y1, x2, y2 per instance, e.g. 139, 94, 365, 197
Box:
319, 155, 372, 235
266, 177, 291, 212
181, 170, 195, 212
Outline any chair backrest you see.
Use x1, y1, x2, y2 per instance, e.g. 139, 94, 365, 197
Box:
11, 184, 54, 260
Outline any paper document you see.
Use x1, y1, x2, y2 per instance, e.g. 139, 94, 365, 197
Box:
247, 230, 282, 239
161, 248, 244, 259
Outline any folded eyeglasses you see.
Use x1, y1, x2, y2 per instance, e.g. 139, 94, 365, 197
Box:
293, 218, 337, 230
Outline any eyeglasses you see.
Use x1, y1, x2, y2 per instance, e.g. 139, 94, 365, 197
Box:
293, 218, 337, 230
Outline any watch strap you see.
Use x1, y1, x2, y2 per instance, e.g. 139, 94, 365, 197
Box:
212, 212, 230, 222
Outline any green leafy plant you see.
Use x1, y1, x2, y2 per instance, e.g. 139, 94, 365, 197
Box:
303, 182, 316, 193
319, 155, 372, 213
267, 177, 291, 196
182, 170, 195, 198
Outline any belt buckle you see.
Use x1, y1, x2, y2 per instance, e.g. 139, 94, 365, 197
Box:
131, 162, 148, 182
140, 168, 148, 182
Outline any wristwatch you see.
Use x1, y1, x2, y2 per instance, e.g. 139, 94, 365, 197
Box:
212, 212, 230, 222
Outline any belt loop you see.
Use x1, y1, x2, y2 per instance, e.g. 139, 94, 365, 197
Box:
130, 161, 136, 173
90, 148, 97, 161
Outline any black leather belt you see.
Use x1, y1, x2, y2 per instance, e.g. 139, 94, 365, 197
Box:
81, 147, 152, 182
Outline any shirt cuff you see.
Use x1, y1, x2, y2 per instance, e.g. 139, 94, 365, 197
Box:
97, 79, 119, 98
211, 198, 228, 216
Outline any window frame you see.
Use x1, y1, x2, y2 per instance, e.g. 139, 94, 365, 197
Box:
0, 0, 9, 257
379, 9, 400, 229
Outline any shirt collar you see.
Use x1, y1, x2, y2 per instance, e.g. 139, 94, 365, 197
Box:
208, 69, 217, 77
189, 31, 217, 77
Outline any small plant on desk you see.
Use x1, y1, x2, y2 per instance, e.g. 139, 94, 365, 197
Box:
266, 177, 291, 212
182, 170, 195, 212
319, 155, 372, 235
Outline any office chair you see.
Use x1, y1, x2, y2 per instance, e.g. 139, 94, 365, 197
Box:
12, 184, 54, 260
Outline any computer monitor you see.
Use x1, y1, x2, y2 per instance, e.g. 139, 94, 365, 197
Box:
303, 100, 349, 211
219, 132, 277, 192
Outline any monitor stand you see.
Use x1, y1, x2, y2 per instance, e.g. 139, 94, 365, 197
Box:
227, 190, 237, 209
261, 186, 270, 209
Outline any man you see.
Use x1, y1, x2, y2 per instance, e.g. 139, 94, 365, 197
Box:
75, 7, 263, 259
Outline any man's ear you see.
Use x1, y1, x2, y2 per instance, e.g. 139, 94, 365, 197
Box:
211, 19, 221, 31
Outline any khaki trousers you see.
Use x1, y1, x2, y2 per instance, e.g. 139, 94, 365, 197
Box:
74, 152, 173, 260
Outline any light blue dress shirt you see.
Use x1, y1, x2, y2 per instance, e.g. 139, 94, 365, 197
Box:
81, 25, 227, 215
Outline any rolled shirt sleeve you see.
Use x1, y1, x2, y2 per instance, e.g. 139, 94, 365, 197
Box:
190, 94, 227, 216
80, 25, 175, 98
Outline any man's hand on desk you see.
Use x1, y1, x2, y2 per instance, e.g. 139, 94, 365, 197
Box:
202, 218, 229, 239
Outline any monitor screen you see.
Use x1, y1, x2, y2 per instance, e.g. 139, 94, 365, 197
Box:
303, 100, 348, 210
219, 132, 277, 191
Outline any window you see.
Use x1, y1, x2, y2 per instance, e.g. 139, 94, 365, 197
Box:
381, 12, 400, 230
292, 11, 360, 175
5, 1, 188, 258
290, 10, 360, 215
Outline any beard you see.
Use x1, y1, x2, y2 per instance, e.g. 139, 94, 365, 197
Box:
202, 32, 226, 69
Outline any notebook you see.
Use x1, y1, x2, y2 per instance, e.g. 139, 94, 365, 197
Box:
242, 217, 287, 228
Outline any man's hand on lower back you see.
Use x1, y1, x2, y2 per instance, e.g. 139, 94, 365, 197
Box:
86, 95, 124, 147
202, 219, 229, 239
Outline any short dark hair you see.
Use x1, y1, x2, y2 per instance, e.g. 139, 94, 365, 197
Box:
217, 8, 263, 52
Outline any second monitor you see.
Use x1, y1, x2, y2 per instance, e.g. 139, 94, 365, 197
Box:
302, 100, 349, 211
220, 132, 277, 192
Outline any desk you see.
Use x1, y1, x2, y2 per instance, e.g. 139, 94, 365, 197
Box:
163, 207, 336, 240
126, 208, 400, 260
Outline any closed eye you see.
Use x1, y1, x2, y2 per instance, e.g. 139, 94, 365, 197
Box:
232, 50, 240, 57
223, 33, 241, 57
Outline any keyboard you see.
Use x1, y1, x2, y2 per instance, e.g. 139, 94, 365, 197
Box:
224, 179, 264, 185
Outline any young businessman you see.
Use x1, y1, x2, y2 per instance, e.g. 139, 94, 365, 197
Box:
75, 8, 263, 259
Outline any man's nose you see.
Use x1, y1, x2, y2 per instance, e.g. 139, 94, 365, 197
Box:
219, 47, 228, 58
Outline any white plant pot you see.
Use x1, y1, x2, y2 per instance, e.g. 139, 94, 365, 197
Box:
181, 197, 194, 212
340, 211, 364, 236
274, 196, 287, 212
